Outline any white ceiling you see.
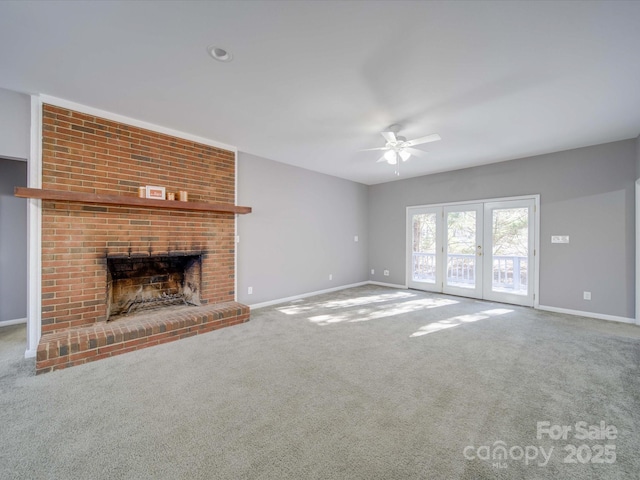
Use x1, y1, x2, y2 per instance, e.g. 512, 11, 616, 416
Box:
1, 1, 639, 185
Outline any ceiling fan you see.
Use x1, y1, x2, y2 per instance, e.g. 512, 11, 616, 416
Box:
363, 124, 441, 175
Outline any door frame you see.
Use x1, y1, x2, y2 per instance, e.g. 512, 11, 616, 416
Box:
406, 194, 540, 308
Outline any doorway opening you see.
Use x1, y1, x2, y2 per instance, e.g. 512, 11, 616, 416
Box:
0, 158, 28, 325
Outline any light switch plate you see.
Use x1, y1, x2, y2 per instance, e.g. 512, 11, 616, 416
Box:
551, 235, 569, 243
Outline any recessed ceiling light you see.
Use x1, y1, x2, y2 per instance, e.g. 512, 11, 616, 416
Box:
207, 45, 233, 62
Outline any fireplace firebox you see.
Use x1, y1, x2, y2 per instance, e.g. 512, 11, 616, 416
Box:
106, 254, 202, 320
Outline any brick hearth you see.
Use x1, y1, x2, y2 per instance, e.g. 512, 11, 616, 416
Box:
36, 303, 249, 374
36, 104, 250, 373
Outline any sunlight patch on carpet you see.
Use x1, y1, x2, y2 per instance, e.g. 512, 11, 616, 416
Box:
410, 308, 513, 337
307, 297, 459, 326
277, 291, 417, 316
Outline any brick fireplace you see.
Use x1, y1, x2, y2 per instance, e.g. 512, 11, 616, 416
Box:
33, 104, 250, 374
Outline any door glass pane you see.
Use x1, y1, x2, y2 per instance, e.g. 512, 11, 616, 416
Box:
491, 207, 528, 295
447, 211, 476, 288
412, 213, 437, 283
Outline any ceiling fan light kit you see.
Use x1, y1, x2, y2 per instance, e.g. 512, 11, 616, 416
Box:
365, 124, 441, 176
384, 150, 398, 164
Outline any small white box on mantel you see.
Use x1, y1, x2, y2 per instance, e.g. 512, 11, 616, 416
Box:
145, 186, 166, 199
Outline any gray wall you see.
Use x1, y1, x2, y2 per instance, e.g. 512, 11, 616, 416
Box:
237, 152, 369, 305
0, 159, 28, 322
369, 140, 636, 319
0, 87, 30, 161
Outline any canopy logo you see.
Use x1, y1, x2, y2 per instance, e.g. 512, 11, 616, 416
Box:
464, 420, 617, 469
463, 442, 552, 469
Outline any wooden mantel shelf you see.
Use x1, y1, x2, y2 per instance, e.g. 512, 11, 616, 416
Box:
14, 187, 252, 215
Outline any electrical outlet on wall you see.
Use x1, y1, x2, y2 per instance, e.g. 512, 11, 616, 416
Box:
329, 274, 333, 281
583, 291, 591, 300
384, 270, 389, 276
371, 269, 375, 275
248, 286, 253, 295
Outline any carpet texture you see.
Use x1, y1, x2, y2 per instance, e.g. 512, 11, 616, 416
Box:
1, 285, 639, 479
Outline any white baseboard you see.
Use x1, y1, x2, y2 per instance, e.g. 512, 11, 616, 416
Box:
537, 305, 637, 325
249, 282, 369, 309
368, 280, 408, 289
0, 317, 27, 327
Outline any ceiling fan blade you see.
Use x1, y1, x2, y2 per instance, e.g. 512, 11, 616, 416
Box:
376, 155, 388, 163
360, 146, 389, 152
381, 131, 397, 143
406, 147, 429, 158
404, 133, 441, 147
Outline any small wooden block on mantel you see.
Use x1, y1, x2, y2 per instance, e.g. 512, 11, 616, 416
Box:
14, 187, 252, 215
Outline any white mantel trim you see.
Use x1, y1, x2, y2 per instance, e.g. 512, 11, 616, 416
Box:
25, 96, 42, 358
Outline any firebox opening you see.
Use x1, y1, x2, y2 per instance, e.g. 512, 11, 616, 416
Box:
106, 254, 202, 320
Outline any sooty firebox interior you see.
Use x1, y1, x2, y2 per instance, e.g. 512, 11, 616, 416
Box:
106, 254, 202, 320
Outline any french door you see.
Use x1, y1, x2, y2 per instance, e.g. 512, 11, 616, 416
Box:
407, 197, 537, 307
443, 204, 483, 299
